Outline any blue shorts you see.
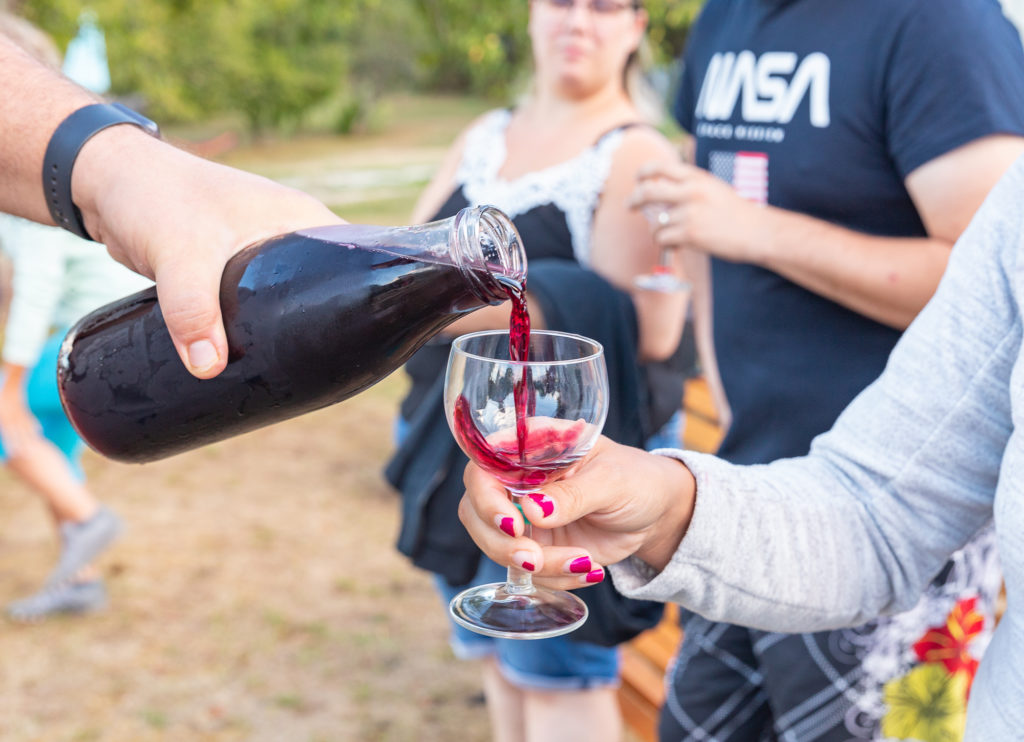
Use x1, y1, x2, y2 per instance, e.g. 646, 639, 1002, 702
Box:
0, 332, 84, 479
644, 409, 683, 452
395, 415, 620, 690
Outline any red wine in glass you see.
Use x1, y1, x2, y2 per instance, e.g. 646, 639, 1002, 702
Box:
467, 280, 583, 488
443, 329, 608, 639
452, 394, 587, 490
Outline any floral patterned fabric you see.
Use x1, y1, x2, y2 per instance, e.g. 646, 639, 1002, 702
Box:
660, 527, 999, 741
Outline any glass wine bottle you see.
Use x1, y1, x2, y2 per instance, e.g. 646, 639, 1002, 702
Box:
57, 206, 526, 463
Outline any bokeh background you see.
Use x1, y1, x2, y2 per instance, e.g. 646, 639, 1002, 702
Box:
0, 2, 704, 740
1, 1, 1023, 740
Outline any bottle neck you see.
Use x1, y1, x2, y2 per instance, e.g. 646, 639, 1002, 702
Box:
450, 206, 527, 304
292, 207, 527, 306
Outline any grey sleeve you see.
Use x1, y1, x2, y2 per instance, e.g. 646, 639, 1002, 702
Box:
610, 155, 1024, 631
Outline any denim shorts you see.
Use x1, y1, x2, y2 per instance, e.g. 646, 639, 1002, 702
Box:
396, 415, 620, 690
644, 409, 684, 452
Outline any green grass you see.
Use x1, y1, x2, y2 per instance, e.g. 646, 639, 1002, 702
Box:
174, 92, 680, 227
142, 710, 169, 729
184, 93, 490, 225
274, 693, 307, 711
327, 192, 424, 226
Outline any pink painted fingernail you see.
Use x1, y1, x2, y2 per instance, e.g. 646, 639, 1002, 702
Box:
528, 493, 554, 518
584, 568, 605, 584
496, 515, 516, 538
568, 556, 591, 574
513, 551, 535, 571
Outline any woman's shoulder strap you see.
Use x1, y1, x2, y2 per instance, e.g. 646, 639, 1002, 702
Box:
593, 121, 656, 145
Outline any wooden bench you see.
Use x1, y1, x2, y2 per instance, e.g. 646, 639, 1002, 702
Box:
618, 376, 724, 742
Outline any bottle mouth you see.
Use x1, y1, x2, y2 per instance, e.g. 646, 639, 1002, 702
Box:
452, 206, 527, 304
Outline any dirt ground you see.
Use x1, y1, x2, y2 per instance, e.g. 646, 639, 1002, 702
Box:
0, 372, 497, 741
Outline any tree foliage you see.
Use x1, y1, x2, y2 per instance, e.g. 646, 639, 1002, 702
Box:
411, 0, 531, 97
409, 0, 702, 98
645, 0, 703, 64
15, 0, 704, 132
19, 0, 354, 131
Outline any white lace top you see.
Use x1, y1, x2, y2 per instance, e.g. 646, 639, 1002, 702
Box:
454, 109, 627, 267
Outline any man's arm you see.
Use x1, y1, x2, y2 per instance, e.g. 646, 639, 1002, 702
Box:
756, 135, 1024, 328
0, 40, 96, 223
0, 37, 343, 379
633, 135, 1024, 329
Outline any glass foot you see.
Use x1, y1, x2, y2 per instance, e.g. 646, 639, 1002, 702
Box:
449, 582, 588, 639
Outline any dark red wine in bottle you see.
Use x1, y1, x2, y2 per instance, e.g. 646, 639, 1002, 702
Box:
57, 206, 525, 463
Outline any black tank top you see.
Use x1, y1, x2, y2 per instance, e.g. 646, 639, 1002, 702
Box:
400, 110, 638, 420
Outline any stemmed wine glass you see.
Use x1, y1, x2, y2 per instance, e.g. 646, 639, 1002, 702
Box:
634, 203, 691, 294
444, 330, 609, 639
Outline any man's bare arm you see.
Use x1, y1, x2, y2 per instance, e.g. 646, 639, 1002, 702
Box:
0, 37, 344, 379
0, 39, 97, 223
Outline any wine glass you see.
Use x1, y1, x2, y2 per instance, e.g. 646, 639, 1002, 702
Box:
634, 203, 691, 293
444, 329, 609, 639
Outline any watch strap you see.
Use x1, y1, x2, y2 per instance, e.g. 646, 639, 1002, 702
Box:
43, 102, 160, 242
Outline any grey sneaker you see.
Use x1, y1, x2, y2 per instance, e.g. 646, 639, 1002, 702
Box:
47, 506, 123, 587
6, 580, 108, 622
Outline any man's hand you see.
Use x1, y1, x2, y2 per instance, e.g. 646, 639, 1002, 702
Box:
630, 161, 766, 264
72, 127, 344, 379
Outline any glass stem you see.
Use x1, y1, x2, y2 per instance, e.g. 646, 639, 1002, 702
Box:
505, 491, 535, 595
659, 247, 674, 272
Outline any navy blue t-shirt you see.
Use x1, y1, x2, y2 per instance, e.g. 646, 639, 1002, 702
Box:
675, 0, 1024, 464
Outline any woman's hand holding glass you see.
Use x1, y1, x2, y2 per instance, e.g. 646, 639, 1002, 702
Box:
444, 329, 611, 637
458, 436, 698, 591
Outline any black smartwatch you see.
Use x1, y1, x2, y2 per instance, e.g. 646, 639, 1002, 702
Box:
43, 102, 160, 242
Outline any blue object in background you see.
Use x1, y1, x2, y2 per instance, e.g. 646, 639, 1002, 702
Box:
62, 11, 110, 95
